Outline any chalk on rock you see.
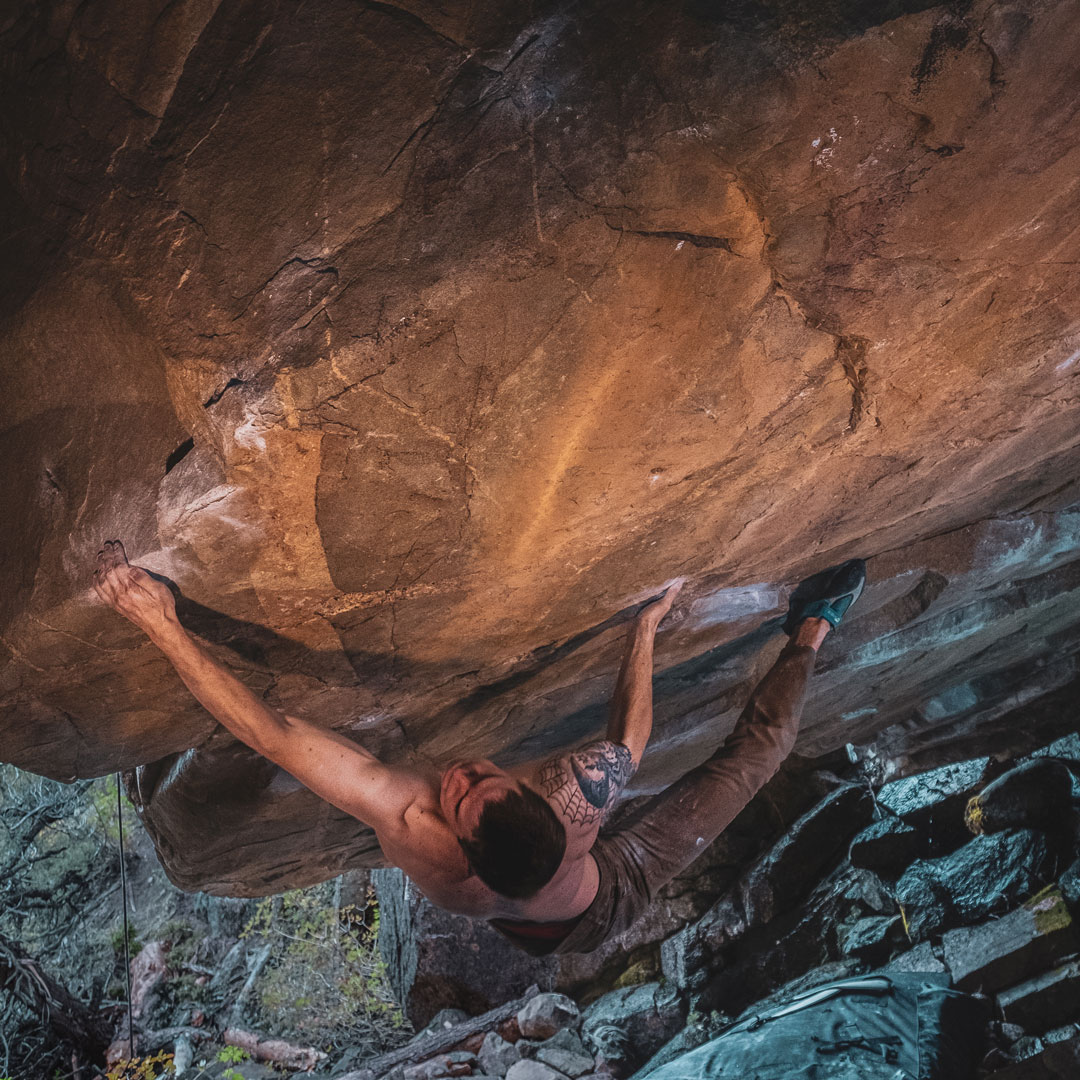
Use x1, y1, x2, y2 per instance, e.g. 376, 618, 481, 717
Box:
516, 993, 580, 1040
943, 886, 1077, 992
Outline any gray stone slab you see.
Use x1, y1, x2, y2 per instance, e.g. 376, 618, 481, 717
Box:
883, 941, 947, 975
878, 758, 990, 816
943, 887, 1077, 992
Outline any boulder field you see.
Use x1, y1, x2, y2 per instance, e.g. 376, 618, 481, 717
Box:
1, 0, 1078, 893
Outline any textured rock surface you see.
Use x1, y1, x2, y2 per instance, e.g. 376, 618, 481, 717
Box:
3, 0, 1080, 894
580, 982, 686, 1077
374, 868, 558, 1026
661, 783, 873, 984
895, 827, 1052, 941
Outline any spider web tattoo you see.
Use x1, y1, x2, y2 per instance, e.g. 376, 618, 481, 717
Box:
539, 741, 636, 825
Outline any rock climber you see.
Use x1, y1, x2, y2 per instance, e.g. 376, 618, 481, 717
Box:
93, 540, 865, 955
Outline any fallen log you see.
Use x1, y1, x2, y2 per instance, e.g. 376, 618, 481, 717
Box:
340, 984, 540, 1080
0, 930, 111, 1058
222, 1027, 328, 1071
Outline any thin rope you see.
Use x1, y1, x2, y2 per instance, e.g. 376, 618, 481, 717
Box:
116, 773, 135, 1058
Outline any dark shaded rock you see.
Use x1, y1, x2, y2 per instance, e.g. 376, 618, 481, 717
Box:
375, 869, 557, 1027
687, 864, 897, 1015
628, 1012, 729, 1080
539, 1029, 590, 1056
1060, 858, 1080, 911
837, 914, 903, 962
965, 758, 1079, 840
1027, 734, 1080, 765
723, 960, 861, 1020
517, 994, 580, 1040
661, 784, 872, 986
893, 863, 950, 943
983, 1035, 1080, 1079
997, 956, 1080, 1034
416, 1010, 471, 1041
878, 757, 991, 858
580, 982, 686, 1078
694, 865, 867, 1016
848, 815, 920, 877
840, 866, 899, 915
896, 829, 1052, 942
943, 887, 1078, 992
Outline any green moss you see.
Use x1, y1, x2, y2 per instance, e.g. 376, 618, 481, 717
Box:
964, 796, 984, 835
614, 959, 657, 989
1026, 885, 1072, 936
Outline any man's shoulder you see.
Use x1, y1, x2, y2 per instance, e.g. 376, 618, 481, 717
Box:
533, 740, 637, 829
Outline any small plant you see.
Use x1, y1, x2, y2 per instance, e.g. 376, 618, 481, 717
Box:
111, 923, 142, 957
239, 882, 409, 1053
104, 1050, 175, 1080
88, 775, 140, 842
217, 1044, 249, 1080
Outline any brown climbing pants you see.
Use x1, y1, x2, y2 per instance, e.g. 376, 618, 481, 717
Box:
491, 640, 817, 956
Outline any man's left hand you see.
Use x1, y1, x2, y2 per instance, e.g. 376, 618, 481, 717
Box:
93, 540, 178, 640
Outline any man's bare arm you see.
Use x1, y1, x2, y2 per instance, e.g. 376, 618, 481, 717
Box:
531, 581, 683, 841
606, 580, 683, 765
92, 541, 411, 831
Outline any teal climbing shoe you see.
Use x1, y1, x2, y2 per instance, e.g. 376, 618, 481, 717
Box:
783, 558, 867, 634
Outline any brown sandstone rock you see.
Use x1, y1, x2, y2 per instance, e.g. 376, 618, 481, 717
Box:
2, 0, 1080, 895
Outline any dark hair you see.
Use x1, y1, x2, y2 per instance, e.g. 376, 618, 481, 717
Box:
458, 785, 567, 899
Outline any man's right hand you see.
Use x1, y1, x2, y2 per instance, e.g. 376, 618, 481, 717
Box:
636, 578, 684, 632
93, 540, 178, 640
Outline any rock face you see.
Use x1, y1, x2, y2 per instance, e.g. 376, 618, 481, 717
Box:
2, 0, 1080, 894
374, 869, 559, 1027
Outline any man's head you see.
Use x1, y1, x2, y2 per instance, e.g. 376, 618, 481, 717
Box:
441, 760, 567, 899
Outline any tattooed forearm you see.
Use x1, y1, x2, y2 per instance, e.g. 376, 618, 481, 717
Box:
539, 741, 637, 825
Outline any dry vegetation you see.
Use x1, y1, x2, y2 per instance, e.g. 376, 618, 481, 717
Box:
0, 765, 411, 1078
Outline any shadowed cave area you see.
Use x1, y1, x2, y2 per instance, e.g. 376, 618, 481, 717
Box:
2, 0, 1080, 1076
